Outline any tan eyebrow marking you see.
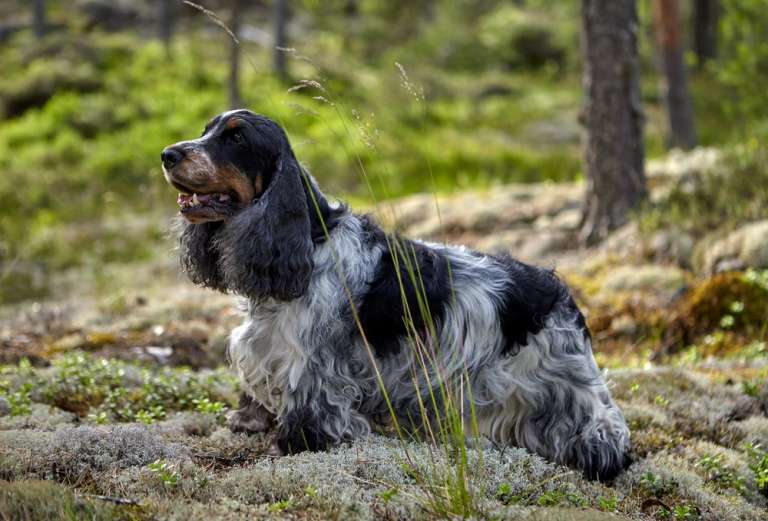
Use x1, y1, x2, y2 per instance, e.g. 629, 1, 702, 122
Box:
226, 117, 244, 129
203, 115, 221, 134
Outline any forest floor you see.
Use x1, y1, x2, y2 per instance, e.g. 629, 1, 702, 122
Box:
2, 150, 768, 520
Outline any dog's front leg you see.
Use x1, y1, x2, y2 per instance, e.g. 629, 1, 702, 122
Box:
227, 392, 275, 434
275, 367, 372, 454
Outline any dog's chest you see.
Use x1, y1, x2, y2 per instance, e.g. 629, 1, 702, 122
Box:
228, 303, 310, 414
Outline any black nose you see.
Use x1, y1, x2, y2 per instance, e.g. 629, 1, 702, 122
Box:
161, 147, 184, 169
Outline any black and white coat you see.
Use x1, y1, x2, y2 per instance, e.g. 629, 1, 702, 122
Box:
176, 113, 631, 481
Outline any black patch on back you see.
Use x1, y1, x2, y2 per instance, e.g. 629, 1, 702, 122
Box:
565, 294, 591, 341
496, 255, 566, 356
357, 222, 451, 358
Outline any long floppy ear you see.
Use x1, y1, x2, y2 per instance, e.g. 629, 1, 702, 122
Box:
215, 154, 314, 300
178, 221, 227, 291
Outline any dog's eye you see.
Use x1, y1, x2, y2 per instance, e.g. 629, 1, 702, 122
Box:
228, 129, 245, 145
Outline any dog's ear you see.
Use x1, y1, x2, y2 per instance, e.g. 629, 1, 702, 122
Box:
179, 220, 227, 291
216, 152, 314, 300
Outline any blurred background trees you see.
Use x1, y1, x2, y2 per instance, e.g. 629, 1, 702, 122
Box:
0, 0, 766, 303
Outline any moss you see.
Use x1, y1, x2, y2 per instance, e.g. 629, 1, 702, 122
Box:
0, 479, 148, 521
51, 425, 190, 483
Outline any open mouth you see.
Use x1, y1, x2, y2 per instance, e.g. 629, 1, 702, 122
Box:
171, 178, 240, 221
177, 192, 232, 209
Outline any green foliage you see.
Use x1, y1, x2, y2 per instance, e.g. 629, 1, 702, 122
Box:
696, 453, 745, 492
640, 144, 768, 236
193, 397, 226, 416
267, 499, 293, 513
1, 351, 234, 421
0, 25, 586, 304
639, 471, 678, 498
671, 504, 699, 520
744, 443, 768, 496
716, 0, 768, 137
597, 494, 618, 512
3, 383, 33, 416
742, 379, 760, 397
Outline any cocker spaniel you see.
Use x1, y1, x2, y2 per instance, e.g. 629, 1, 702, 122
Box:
161, 109, 631, 480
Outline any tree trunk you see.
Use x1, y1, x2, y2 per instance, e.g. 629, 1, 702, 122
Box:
653, 0, 697, 150
32, 0, 46, 39
692, 0, 718, 69
159, 0, 176, 54
579, 0, 646, 246
273, 0, 289, 82
229, 0, 243, 109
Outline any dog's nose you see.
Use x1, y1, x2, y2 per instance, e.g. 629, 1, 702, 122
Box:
161, 147, 184, 169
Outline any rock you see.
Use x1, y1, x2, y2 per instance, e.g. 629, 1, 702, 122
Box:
696, 220, 768, 274
647, 147, 722, 180
599, 265, 687, 303
0, 396, 10, 417
647, 229, 695, 267
386, 184, 582, 245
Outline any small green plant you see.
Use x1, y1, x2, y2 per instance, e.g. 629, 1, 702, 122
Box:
536, 489, 565, 507
745, 269, 768, 291
135, 405, 166, 425
742, 380, 761, 397
697, 453, 745, 492
379, 487, 399, 502
597, 494, 618, 512
639, 471, 677, 498
86, 411, 109, 424
672, 503, 698, 520
534, 488, 586, 508
147, 459, 179, 488
630, 382, 641, 394
654, 395, 670, 407
267, 499, 292, 513
744, 443, 768, 496
4, 382, 33, 416
192, 397, 225, 415
719, 314, 735, 329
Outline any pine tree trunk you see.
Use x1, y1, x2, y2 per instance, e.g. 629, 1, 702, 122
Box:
579, 0, 646, 246
229, 0, 243, 109
653, 0, 697, 150
692, 0, 718, 69
32, 0, 46, 39
273, 0, 289, 82
159, 0, 176, 54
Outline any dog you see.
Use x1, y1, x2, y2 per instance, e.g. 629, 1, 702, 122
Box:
161, 109, 631, 480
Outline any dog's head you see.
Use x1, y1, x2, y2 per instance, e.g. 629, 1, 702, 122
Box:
162, 110, 314, 301
162, 109, 291, 224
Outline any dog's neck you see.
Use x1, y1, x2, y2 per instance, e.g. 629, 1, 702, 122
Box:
301, 172, 346, 243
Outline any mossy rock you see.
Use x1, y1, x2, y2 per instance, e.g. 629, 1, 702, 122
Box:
695, 221, 768, 275
657, 272, 768, 357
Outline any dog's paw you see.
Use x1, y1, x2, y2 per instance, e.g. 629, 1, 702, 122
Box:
227, 409, 271, 434
227, 395, 274, 434
266, 442, 284, 457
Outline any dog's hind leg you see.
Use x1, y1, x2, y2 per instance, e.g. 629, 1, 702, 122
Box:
480, 303, 631, 481
227, 392, 275, 434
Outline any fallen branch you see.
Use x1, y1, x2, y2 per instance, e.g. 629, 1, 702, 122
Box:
85, 494, 141, 506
